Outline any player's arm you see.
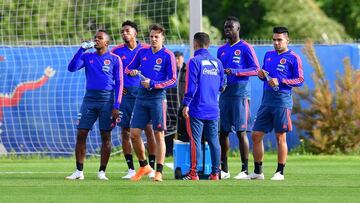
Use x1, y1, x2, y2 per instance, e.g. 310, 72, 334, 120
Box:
230, 46, 260, 76
113, 56, 124, 109
68, 47, 87, 72
150, 51, 177, 89
258, 55, 267, 81
124, 48, 142, 76
280, 55, 304, 87
182, 60, 199, 118
218, 60, 226, 92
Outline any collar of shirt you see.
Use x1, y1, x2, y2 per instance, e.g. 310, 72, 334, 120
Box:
194, 48, 209, 56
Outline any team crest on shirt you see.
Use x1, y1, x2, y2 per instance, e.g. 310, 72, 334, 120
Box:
234, 49, 241, 56
121, 55, 126, 60
156, 58, 163, 64
104, 59, 111, 65
280, 58, 287, 64
142, 57, 147, 61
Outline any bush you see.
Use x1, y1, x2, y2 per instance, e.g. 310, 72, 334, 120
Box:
293, 40, 360, 154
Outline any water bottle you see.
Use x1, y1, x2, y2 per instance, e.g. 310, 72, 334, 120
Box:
81, 41, 95, 49
264, 71, 279, 92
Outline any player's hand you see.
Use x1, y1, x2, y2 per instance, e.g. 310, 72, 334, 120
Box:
258, 69, 266, 79
129, 70, 139, 76
268, 78, 279, 87
81, 41, 95, 49
122, 88, 127, 95
110, 108, 120, 128
111, 108, 120, 120
182, 106, 189, 119
225, 68, 232, 75
44, 66, 56, 77
141, 78, 150, 89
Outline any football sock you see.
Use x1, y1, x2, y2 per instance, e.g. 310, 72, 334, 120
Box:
156, 164, 163, 173
99, 165, 106, 172
124, 154, 134, 170
139, 160, 148, 167
76, 162, 83, 171
241, 159, 248, 173
148, 154, 156, 169
276, 163, 285, 175
254, 162, 263, 174
221, 157, 228, 172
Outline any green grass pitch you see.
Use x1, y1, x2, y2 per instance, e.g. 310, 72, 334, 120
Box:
0, 154, 359, 203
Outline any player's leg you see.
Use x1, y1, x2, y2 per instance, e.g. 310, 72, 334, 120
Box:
233, 98, 251, 179
247, 105, 272, 180
219, 129, 230, 178
204, 119, 221, 180
144, 124, 156, 170
97, 100, 118, 180
118, 97, 136, 179
271, 108, 292, 180
149, 98, 167, 181
182, 117, 203, 180
120, 127, 136, 178
97, 130, 111, 180
130, 99, 152, 181
219, 96, 231, 178
66, 100, 97, 180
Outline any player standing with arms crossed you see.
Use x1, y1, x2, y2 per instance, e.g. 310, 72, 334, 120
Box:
66, 30, 123, 180
247, 26, 304, 180
217, 16, 260, 179
111, 20, 157, 179
125, 24, 177, 182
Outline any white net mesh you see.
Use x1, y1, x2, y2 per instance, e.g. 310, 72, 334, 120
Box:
0, 0, 182, 155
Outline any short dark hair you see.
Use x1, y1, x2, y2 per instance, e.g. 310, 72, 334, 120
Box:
149, 23, 166, 35
273, 26, 289, 36
96, 29, 111, 41
174, 51, 183, 57
194, 32, 210, 48
226, 16, 240, 23
122, 20, 138, 32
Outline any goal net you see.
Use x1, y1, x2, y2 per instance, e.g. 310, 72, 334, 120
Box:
0, 0, 182, 155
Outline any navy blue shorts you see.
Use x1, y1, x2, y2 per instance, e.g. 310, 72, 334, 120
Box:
252, 105, 292, 133
220, 97, 252, 132
130, 97, 167, 131
118, 87, 138, 128
77, 90, 114, 131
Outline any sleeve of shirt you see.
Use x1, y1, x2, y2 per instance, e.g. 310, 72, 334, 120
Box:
150, 51, 177, 89
231, 46, 260, 77
113, 56, 124, 109
182, 59, 199, 107
68, 47, 86, 72
280, 55, 304, 87
218, 59, 225, 90
124, 48, 141, 74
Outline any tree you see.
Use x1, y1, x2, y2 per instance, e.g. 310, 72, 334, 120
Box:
293, 40, 360, 154
203, 0, 349, 43
316, 0, 360, 39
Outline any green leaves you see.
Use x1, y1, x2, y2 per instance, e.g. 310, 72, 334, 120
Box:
293, 40, 360, 154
